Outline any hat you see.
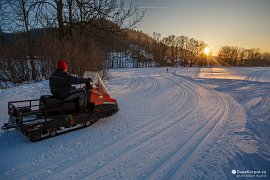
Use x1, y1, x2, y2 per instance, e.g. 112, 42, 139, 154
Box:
57, 60, 67, 71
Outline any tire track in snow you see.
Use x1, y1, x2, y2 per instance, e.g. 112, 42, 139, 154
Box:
124, 76, 141, 94
126, 75, 162, 98
112, 69, 164, 97
139, 76, 160, 98
107, 72, 132, 94
114, 74, 142, 95
141, 72, 229, 179
117, 74, 187, 121
120, 76, 147, 96
110, 69, 165, 100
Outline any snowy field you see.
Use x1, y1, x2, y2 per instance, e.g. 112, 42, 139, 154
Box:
0, 67, 269, 179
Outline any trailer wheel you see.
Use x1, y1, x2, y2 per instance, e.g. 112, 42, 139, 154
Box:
29, 132, 41, 142
50, 128, 57, 137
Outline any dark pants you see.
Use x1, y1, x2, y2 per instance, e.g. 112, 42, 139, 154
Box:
66, 87, 88, 108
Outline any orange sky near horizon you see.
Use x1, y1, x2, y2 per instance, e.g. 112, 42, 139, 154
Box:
133, 0, 270, 55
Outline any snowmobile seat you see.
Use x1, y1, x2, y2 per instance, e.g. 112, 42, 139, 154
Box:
39, 94, 79, 114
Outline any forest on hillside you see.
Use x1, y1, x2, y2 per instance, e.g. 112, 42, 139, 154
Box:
1, 0, 269, 88
0, 0, 143, 86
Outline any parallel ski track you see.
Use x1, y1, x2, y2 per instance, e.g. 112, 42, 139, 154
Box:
140, 72, 229, 179
113, 74, 138, 95
117, 69, 164, 96
124, 75, 160, 98
135, 75, 161, 98
139, 76, 160, 98
110, 76, 132, 94
4, 71, 198, 179
117, 75, 156, 96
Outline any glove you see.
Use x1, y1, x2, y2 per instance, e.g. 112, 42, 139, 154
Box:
87, 78, 93, 82
85, 78, 93, 89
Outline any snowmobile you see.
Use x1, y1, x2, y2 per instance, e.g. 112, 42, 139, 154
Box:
1, 75, 119, 142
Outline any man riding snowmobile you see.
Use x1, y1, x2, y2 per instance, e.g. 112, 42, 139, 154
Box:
49, 60, 92, 111
2, 62, 119, 141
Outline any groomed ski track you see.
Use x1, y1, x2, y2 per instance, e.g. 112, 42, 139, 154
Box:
1, 67, 267, 179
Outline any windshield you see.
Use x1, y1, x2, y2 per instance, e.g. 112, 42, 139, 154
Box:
97, 75, 108, 94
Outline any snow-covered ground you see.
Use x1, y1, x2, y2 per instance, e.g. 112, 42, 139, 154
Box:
0, 67, 269, 179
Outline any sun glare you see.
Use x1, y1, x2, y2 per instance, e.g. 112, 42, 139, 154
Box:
204, 47, 210, 55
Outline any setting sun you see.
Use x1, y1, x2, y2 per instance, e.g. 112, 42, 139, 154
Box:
204, 47, 210, 55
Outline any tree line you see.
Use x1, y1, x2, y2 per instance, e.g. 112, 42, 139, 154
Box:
108, 30, 270, 69
217, 46, 270, 66
107, 31, 211, 69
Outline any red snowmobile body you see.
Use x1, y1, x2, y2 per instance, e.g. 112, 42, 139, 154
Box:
2, 75, 119, 142
89, 76, 118, 119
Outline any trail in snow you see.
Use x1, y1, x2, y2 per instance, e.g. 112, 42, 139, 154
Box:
0, 67, 269, 179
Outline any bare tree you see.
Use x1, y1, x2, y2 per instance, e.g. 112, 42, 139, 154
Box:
163, 35, 177, 66
1, 0, 41, 80
177, 36, 189, 66
197, 41, 207, 66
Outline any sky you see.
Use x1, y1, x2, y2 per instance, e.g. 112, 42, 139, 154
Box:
130, 0, 270, 55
